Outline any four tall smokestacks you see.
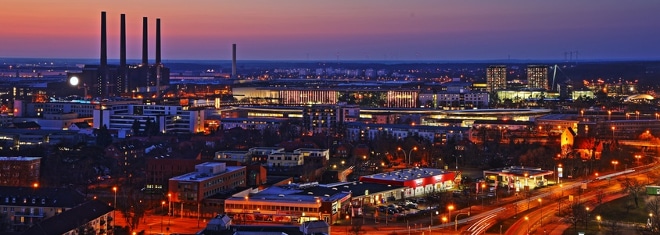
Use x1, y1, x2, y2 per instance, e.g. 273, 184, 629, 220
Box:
232, 44, 237, 78
142, 17, 148, 66
99, 12, 165, 96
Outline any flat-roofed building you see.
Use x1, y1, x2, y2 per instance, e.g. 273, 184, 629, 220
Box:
359, 167, 457, 198
223, 182, 351, 224
169, 162, 246, 204
487, 65, 507, 92
527, 65, 549, 90
0, 156, 40, 187
483, 166, 554, 191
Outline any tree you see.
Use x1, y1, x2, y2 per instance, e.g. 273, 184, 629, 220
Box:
96, 125, 113, 147
119, 188, 148, 232
620, 177, 644, 208
645, 196, 660, 233
564, 202, 588, 233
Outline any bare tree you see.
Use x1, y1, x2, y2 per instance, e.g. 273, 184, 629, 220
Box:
645, 196, 660, 233
564, 202, 587, 233
620, 177, 644, 208
119, 188, 148, 232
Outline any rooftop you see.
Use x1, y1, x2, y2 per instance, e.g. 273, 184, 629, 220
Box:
170, 164, 245, 182
0, 156, 41, 161
360, 167, 452, 183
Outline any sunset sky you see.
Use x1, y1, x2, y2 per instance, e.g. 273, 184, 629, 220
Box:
1, 0, 659, 61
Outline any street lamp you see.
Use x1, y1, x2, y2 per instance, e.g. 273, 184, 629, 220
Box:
397, 146, 417, 166
161, 201, 165, 232
481, 183, 486, 207
168, 193, 172, 217
112, 186, 117, 233
596, 215, 602, 230
611, 160, 619, 171
635, 155, 642, 165
611, 126, 615, 140
447, 204, 454, 222
585, 207, 590, 229
455, 212, 470, 231
524, 216, 530, 234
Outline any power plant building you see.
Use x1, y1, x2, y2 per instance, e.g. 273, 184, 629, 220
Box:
67, 12, 170, 98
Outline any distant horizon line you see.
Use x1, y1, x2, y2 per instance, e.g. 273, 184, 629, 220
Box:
2, 57, 660, 64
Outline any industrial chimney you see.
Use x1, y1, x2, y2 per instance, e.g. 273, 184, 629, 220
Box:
142, 17, 148, 66
232, 44, 237, 78
155, 18, 162, 97
100, 11, 108, 97
156, 18, 161, 65
120, 13, 127, 93
100, 12, 107, 68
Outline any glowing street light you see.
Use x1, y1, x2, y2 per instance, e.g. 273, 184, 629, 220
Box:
611, 160, 619, 171
585, 207, 590, 229
447, 204, 455, 222
524, 216, 530, 234
112, 186, 117, 232
397, 146, 418, 166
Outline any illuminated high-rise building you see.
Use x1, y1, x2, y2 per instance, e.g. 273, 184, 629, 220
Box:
486, 65, 507, 92
527, 65, 549, 90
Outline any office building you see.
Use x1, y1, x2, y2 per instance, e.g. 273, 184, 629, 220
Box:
486, 65, 507, 92
527, 65, 549, 90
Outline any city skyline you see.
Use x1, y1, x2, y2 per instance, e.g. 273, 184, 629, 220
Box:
1, 0, 660, 61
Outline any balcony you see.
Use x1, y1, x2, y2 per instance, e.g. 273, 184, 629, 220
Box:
13, 212, 45, 218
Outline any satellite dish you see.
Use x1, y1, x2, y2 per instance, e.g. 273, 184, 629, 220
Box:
69, 76, 79, 86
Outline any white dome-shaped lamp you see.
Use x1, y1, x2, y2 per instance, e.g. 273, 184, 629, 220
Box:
69, 76, 79, 86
